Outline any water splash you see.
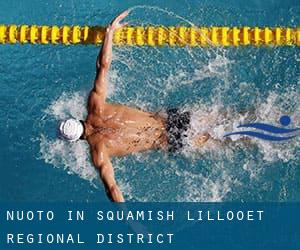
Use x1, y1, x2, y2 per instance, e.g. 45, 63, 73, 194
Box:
37, 6, 300, 202
39, 134, 98, 185
39, 88, 300, 202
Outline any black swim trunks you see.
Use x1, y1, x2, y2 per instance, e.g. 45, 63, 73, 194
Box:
166, 108, 191, 153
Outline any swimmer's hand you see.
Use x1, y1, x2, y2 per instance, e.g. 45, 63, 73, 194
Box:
107, 10, 129, 33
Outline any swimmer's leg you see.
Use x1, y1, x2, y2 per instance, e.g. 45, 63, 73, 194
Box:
190, 107, 258, 148
192, 133, 254, 148
189, 114, 217, 147
192, 132, 211, 147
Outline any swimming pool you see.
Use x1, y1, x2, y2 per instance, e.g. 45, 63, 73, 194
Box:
0, 0, 299, 202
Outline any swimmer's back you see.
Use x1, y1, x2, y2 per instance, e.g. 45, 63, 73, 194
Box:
86, 102, 168, 157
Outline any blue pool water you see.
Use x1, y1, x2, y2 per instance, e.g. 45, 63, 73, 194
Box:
0, 0, 299, 202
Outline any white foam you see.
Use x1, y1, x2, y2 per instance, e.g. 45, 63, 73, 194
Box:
253, 90, 300, 162
180, 89, 300, 163
175, 165, 233, 202
39, 92, 98, 185
39, 134, 97, 184
37, 6, 299, 202
38, 71, 300, 203
46, 92, 87, 120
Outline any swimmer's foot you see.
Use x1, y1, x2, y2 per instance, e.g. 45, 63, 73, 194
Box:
193, 133, 210, 147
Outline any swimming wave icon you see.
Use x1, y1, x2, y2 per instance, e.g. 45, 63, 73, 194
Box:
224, 116, 300, 141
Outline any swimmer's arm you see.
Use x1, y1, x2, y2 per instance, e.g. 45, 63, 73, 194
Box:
94, 11, 129, 99
92, 144, 125, 202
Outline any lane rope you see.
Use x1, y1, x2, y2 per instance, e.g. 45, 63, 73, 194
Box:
0, 25, 299, 46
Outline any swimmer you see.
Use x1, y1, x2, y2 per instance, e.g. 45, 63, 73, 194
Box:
58, 11, 210, 202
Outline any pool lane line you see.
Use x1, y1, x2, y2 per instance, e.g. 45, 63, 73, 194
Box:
0, 25, 299, 46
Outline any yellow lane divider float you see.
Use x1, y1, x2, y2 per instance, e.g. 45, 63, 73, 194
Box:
0, 25, 299, 46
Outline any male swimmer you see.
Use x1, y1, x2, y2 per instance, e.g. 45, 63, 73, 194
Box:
58, 11, 210, 202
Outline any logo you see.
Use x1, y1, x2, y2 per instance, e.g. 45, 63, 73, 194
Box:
224, 116, 300, 141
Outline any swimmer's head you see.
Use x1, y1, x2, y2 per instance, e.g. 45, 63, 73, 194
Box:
57, 118, 84, 142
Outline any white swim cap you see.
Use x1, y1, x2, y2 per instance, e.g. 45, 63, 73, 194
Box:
58, 118, 84, 142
